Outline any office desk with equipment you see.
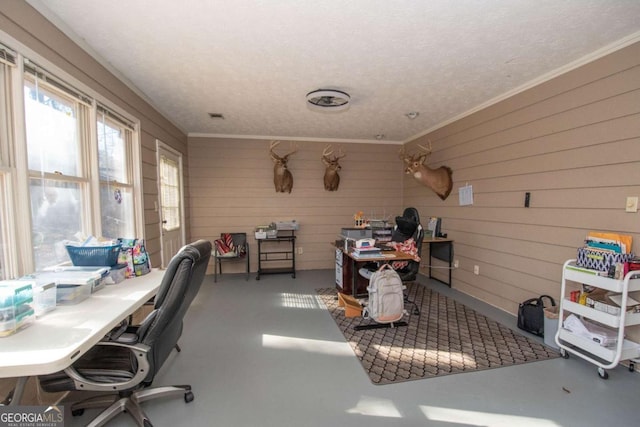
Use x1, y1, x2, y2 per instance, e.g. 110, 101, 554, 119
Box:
0, 269, 164, 405
335, 247, 415, 297
423, 238, 454, 287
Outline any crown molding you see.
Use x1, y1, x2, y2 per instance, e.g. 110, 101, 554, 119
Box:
404, 31, 640, 144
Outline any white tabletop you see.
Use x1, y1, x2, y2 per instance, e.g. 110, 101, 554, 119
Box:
0, 269, 164, 378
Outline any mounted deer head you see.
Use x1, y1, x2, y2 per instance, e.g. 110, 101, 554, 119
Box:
269, 140, 298, 193
321, 145, 345, 191
400, 141, 453, 200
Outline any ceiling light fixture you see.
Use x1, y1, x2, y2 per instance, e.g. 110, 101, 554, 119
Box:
405, 112, 419, 120
306, 89, 350, 112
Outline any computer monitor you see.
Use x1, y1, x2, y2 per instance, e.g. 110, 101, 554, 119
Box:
426, 217, 441, 238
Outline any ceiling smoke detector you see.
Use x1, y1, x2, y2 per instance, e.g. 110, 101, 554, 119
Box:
306, 89, 350, 112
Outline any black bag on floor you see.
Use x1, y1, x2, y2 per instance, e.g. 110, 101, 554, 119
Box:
517, 295, 555, 337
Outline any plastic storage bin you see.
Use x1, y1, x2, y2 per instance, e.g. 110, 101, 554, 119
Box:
105, 264, 127, 284
22, 267, 109, 305
56, 283, 92, 304
33, 281, 57, 317
46, 267, 110, 293
0, 281, 35, 337
65, 243, 122, 267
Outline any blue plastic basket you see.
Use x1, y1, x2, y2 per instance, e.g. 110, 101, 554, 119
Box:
65, 243, 122, 267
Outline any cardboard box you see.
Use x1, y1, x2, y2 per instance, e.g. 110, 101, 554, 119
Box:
586, 289, 640, 316
337, 292, 362, 318
131, 303, 154, 325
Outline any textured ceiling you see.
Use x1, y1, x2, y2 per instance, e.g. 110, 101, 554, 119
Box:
28, 0, 640, 143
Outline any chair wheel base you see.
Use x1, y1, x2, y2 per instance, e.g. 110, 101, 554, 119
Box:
184, 391, 194, 403
72, 408, 85, 417
354, 321, 408, 331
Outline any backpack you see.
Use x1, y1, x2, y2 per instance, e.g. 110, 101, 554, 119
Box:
363, 264, 405, 323
517, 295, 555, 336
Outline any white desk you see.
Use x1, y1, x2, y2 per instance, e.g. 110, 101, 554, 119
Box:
0, 269, 164, 403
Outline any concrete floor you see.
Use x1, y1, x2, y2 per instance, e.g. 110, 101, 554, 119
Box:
66, 269, 640, 426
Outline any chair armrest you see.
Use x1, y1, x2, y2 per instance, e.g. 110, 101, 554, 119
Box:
112, 332, 138, 344
104, 319, 129, 341
63, 341, 151, 392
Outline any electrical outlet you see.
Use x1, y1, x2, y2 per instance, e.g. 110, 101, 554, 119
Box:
473, 265, 480, 275
626, 196, 638, 213
297, 247, 303, 255
454, 259, 459, 268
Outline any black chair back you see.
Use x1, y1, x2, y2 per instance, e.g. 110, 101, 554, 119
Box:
391, 207, 423, 281
137, 239, 212, 383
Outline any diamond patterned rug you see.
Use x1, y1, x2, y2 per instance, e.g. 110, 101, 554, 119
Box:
316, 284, 559, 385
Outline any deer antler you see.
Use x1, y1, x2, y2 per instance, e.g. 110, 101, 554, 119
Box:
322, 145, 345, 160
414, 140, 433, 163
398, 146, 407, 161
269, 140, 282, 161
284, 142, 299, 157
322, 145, 333, 166
270, 140, 298, 161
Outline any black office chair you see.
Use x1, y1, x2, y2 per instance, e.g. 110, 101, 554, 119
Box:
38, 239, 212, 427
391, 207, 423, 315
213, 232, 250, 282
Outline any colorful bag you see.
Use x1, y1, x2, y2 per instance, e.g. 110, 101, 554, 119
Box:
118, 238, 151, 277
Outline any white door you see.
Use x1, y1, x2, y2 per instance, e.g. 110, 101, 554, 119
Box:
157, 141, 185, 268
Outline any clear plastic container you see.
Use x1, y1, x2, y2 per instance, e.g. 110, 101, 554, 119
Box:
0, 281, 35, 337
56, 283, 92, 304
22, 267, 108, 305
105, 264, 127, 284
33, 281, 57, 316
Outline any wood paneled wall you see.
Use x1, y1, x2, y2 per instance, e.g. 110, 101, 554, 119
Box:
187, 137, 404, 273
404, 42, 640, 322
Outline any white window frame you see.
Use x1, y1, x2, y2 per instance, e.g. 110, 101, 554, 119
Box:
0, 32, 144, 276
95, 105, 140, 240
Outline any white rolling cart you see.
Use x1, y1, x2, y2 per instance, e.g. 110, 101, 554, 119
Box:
555, 259, 640, 379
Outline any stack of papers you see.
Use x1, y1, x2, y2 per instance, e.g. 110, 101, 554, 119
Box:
351, 247, 381, 258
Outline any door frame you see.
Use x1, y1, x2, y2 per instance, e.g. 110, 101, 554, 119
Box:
156, 140, 186, 268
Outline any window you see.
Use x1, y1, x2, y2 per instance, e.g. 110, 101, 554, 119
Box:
0, 41, 142, 276
97, 107, 135, 239
0, 174, 10, 280
0, 43, 16, 279
18, 59, 140, 272
23, 64, 91, 270
159, 154, 180, 231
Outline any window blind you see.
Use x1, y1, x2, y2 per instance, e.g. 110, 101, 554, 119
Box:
97, 104, 135, 131
23, 59, 93, 106
0, 43, 16, 67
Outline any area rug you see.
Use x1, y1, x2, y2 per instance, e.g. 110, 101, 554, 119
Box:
316, 284, 559, 385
